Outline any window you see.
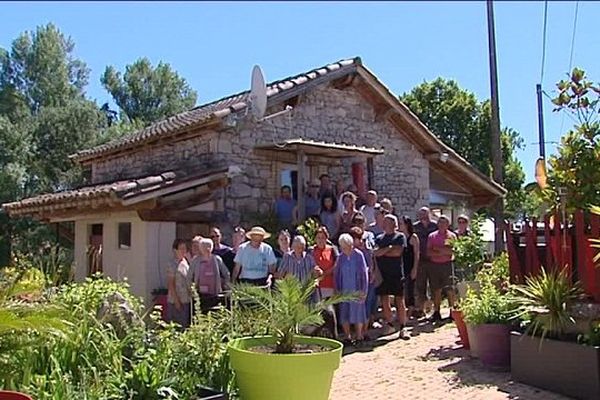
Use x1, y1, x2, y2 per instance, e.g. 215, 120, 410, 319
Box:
118, 222, 131, 249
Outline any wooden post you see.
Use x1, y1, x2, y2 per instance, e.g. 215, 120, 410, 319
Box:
297, 149, 306, 222
367, 157, 375, 191
487, 0, 505, 254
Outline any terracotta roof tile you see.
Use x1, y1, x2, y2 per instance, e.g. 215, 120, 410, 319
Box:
3, 171, 177, 215
72, 57, 361, 163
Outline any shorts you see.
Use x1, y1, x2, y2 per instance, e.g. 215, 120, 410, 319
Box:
376, 264, 404, 296
417, 261, 453, 292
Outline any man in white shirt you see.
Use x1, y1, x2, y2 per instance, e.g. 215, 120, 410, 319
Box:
232, 226, 277, 287
360, 190, 379, 226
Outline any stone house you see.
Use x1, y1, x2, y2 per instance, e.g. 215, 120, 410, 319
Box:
3, 57, 505, 304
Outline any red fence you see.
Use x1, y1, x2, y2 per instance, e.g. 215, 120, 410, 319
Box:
506, 210, 600, 302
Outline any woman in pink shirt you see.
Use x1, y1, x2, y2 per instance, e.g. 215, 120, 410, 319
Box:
426, 215, 457, 322
191, 237, 231, 313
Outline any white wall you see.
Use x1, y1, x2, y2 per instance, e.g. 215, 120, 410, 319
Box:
145, 221, 176, 303
71, 212, 175, 307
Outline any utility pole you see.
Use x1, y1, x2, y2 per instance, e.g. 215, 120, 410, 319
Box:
536, 83, 546, 159
487, 0, 505, 254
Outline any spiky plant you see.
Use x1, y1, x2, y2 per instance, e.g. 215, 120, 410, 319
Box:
510, 267, 583, 341
233, 276, 358, 353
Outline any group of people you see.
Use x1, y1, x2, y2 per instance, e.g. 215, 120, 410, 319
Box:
273, 174, 397, 231
166, 184, 473, 346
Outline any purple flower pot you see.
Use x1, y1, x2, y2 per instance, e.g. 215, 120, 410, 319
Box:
474, 324, 511, 369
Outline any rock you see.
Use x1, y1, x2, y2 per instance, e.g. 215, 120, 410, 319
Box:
96, 292, 144, 338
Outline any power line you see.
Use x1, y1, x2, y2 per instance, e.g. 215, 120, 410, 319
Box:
559, 1, 580, 137
540, 0, 549, 84
568, 1, 580, 72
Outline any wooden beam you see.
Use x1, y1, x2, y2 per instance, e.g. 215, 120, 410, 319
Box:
158, 191, 218, 211
297, 149, 306, 221
330, 73, 356, 90
138, 210, 228, 222
374, 104, 393, 122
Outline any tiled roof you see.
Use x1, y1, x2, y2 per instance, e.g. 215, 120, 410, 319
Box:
2, 172, 177, 216
72, 58, 361, 163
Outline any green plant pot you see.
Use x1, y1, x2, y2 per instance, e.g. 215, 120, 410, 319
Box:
228, 335, 343, 400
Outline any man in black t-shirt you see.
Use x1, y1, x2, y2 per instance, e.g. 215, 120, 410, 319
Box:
210, 227, 236, 275
374, 214, 409, 339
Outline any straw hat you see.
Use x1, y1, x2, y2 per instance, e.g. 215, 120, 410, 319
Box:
245, 226, 271, 239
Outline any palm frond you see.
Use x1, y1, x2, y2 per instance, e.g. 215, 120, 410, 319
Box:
231, 276, 356, 353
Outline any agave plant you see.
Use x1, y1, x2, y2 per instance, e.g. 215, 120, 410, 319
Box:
509, 267, 583, 341
232, 276, 357, 353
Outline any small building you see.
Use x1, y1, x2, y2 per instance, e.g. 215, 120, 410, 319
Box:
3, 57, 505, 305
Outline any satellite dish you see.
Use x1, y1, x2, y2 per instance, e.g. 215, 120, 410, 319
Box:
250, 65, 267, 120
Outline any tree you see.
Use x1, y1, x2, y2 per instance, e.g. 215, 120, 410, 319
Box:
101, 58, 197, 125
544, 68, 600, 212
0, 24, 109, 261
400, 78, 526, 218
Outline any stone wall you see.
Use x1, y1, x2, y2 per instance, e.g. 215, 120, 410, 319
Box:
222, 85, 430, 222
92, 129, 226, 182
90, 84, 431, 229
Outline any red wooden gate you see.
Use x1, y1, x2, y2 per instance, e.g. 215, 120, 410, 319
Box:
506, 210, 600, 301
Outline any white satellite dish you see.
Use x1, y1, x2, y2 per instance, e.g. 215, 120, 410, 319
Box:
250, 65, 267, 120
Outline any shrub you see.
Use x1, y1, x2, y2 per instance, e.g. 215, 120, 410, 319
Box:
509, 267, 583, 341
55, 274, 142, 314
461, 283, 512, 325
451, 215, 486, 281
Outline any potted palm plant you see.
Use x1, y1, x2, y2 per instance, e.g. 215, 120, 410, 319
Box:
509, 267, 600, 399
227, 276, 356, 400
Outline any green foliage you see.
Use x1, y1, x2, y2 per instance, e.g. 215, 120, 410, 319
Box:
509, 267, 583, 341
400, 78, 526, 218
461, 283, 512, 325
0, 263, 278, 399
55, 274, 142, 314
476, 252, 510, 291
460, 251, 512, 325
296, 217, 320, 247
450, 215, 486, 281
544, 68, 600, 212
233, 276, 356, 353
582, 321, 600, 346
101, 57, 197, 125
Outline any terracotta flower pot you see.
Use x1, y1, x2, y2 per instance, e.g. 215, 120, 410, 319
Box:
451, 309, 470, 349
0, 391, 33, 400
466, 323, 479, 358
475, 324, 511, 369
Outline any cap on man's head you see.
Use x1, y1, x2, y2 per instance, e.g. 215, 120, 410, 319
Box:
367, 190, 378, 197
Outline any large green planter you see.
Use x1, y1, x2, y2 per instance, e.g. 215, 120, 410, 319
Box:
228, 335, 343, 400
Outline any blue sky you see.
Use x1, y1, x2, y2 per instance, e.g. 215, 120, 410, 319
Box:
1, 1, 598, 183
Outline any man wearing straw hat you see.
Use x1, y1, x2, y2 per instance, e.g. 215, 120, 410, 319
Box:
232, 226, 277, 287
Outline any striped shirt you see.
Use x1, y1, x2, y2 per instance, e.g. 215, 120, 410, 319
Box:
279, 251, 316, 283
